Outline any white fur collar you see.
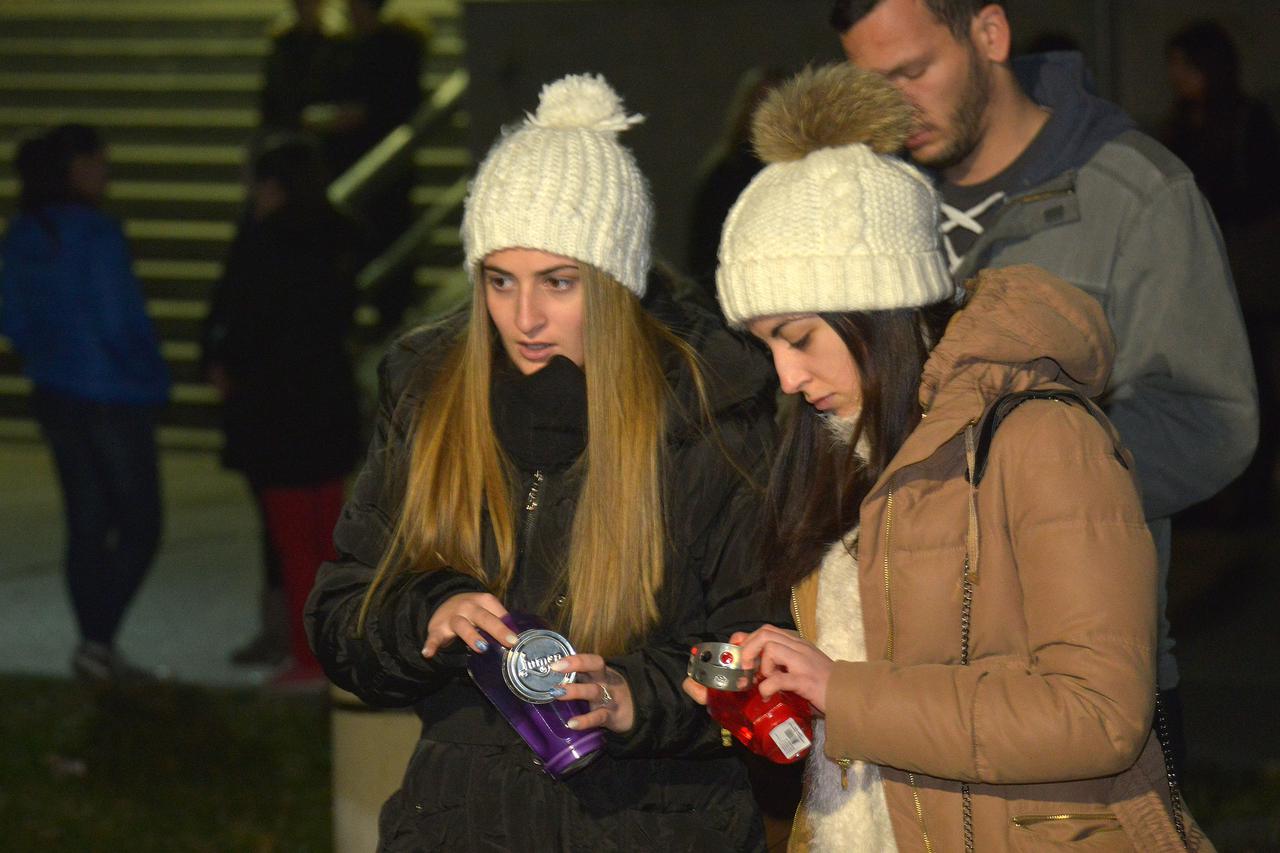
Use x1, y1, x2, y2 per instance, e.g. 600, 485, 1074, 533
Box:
805, 529, 898, 852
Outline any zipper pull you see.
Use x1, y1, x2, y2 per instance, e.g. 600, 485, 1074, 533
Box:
838, 758, 851, 790
721, 728, 732, 748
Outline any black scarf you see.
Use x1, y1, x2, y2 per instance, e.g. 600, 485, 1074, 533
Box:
489, 355, 587, 471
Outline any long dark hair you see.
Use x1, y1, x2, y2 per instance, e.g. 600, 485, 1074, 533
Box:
760, 301, 954, 593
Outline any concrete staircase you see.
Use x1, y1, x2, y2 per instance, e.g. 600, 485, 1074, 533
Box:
0, 0, 471, 446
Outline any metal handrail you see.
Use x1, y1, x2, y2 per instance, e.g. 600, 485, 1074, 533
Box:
356, 175, 468, 293
327, 66, 469, 215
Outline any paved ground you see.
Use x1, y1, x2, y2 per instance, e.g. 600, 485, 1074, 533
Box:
0, 439, 268, 688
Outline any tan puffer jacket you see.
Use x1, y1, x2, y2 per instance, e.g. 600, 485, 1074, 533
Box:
790, 266, 1213, 852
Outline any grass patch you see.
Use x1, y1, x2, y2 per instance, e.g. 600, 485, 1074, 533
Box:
0, 674, 330, 852
2, 674, 1276, 851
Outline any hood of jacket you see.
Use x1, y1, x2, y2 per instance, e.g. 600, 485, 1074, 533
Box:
877, 265, 1114, 485
1008, 51, 1135, 190
644, 277, 776, 443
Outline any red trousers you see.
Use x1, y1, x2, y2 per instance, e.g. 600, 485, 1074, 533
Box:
260, 480, 344, 674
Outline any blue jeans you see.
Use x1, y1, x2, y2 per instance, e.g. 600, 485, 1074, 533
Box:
32, 388, 162, 646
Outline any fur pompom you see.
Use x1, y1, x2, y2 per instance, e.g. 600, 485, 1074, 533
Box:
752, 64, 914, 163
528, 73, 644, 133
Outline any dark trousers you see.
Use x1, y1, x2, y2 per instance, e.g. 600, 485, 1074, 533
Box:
32, 388, 162, 647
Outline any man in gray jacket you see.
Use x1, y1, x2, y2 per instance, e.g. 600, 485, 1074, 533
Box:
834, 0, 1258, 768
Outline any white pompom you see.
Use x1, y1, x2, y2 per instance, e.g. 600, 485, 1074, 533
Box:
527, 73, 644, 133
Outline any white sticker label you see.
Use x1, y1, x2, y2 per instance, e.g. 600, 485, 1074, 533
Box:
769, 718, 812, 760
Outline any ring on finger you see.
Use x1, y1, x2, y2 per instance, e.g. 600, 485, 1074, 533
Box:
598, 683, 613, 707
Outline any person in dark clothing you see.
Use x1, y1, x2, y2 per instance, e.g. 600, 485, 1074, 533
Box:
329, 0, 426, 168
306, 74, 780, 852
203, 134, 362, 688
0, 124, 170, 684
315, 0, 426, 333
259, 0, 347, 136
1164, 20, 1280, 527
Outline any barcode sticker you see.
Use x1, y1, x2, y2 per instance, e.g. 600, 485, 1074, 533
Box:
769, 718, 812, 759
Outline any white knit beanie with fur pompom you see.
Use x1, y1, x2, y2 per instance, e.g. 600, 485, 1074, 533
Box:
461, 73, 653, 296
716, 64, 953, 327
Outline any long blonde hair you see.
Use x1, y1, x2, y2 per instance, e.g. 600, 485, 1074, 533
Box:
361, 264, 707, 656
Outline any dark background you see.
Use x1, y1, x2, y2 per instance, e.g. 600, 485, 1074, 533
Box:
463, 0, 1280, 267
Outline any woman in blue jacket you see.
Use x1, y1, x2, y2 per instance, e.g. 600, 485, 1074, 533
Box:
0, 124, 170, 683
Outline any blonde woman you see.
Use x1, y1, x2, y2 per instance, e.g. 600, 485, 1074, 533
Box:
305, 75, 777, 851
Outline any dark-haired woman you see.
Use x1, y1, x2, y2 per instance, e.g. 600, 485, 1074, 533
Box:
305, 75, 778, 850
202, 134, 362, 687
0, 125, 169, 683
690, 64, 1214, 851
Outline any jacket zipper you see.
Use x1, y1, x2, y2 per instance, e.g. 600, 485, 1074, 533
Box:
523, 470, 544, 534
518, 470, 545, 575
790, 584, 805, 637
1011, 812, 1118, 829
883, 488, 934, 853
908, 772, 935, 853
789, 585, 808, 841
882, 488, 896, 664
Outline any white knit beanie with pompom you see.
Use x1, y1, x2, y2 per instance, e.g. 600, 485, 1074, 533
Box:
716, 64, 953, 327
461, 73, 652, 296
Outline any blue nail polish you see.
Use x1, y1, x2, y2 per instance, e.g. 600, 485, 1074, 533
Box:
550, 686, 566, 697
475, 639, 490, 653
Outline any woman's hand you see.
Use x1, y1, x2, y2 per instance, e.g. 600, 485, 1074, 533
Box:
737, 625, 834, 713
422, 592, 518, 658
549, 654, 634, 734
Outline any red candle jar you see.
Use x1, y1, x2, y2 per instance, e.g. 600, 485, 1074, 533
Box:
688, 642, 813, 764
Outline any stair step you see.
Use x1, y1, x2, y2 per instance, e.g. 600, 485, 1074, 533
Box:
0, 0, 458, 18
0, 106, 470, 148
0, 415, 224, 450
0, 1, 459, 40
0, 373, 214, 416
0, 70, 456, 110
0, 106, 256, 147
0, 142, 469, 185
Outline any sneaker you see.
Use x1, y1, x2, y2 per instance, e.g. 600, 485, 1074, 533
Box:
71, 641, 162, 687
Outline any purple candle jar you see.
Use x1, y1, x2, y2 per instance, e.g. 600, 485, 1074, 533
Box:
467, 612, 604, 779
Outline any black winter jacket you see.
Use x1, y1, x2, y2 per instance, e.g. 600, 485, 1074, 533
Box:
201, 202, 362, 487
305, 290, 782, 852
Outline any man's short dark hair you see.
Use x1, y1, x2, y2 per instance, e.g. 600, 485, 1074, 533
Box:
829, 0, 1004, 40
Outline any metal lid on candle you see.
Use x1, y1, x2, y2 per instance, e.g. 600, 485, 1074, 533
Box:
503, 628, 577, 704
687, 641, 754, 692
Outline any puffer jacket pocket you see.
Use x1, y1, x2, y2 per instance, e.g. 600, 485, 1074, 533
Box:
1010, 811, 1132, 851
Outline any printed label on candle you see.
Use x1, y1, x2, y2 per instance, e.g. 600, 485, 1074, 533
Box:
770, 718, 813, 760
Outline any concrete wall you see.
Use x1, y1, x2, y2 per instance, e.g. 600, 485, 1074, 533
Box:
463, 0, 1280, 269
